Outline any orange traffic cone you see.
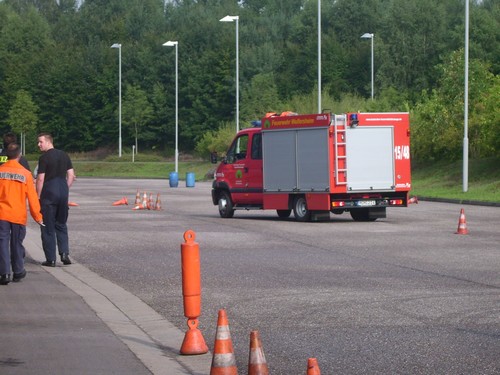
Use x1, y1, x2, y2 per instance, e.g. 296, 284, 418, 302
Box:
68, 201, 79, 207
248, 330, 268, 375
408, 196, 418, 204
142, 192, 148, 209
455, 208, 469, 235
155, 193, 162, 210
148, 193, 154, 210
134, 189, 141, 205
112, 197, 128, 206
210, 309, 237, 375
307, 358, 321, 375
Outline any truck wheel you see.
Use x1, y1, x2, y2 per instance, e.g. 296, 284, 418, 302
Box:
293, 196, 311, 222
277, 209, 291, 218
218, 191, 235, 218
350, 208, 377, 222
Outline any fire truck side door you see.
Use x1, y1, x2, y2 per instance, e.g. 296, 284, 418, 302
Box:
242, 132, 263, 204
223, 133, 262, 204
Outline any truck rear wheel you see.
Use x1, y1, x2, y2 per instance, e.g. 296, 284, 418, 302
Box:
218, 191, 235, 218
293, 196, 311, 222
350, 208, 377, 222
277, 209, 291, 218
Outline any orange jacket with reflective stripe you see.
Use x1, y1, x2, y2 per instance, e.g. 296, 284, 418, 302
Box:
0, 160, 42, 225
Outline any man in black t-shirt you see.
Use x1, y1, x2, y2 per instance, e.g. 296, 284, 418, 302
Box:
36, 133, 75, 267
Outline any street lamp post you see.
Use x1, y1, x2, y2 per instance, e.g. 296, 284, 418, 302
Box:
163, 41, 179, 174
318, 0, 321, 113
463, 0, 469, 192
111, 43, 122, 157
361, 33, 374, 100
219, 15, 239, 133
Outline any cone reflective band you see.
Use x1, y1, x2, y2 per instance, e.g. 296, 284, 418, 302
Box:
181, 230, 201, 318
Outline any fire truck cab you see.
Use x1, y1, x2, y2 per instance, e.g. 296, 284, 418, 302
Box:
212, 112, 411, 222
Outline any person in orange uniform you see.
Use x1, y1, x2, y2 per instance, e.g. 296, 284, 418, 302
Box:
0, 144, 43, 285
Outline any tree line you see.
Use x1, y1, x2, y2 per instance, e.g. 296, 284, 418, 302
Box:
0, 0, 498, 162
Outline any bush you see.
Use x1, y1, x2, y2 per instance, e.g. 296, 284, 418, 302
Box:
195, 122, 235, 159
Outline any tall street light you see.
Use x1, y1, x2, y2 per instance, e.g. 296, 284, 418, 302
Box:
111, 43, 122, 157
361, 33, 374, 100
317, 0, 321, 113
219, 15, 239, 133
463, 0, 469, 192
163, 41, 179, 174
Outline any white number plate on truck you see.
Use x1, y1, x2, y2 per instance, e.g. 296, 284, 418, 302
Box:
357, 200, 376, 207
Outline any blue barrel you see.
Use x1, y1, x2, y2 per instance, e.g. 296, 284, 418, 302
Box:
169, 172, 179, 188
186, 172, 195, 187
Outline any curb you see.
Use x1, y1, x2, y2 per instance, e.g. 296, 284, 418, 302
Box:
418, 196, 500, 207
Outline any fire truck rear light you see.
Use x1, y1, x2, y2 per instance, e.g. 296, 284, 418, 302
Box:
390, 199, 403, 205
332, 201, 345, 207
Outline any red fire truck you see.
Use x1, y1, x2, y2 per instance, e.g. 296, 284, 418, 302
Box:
211, 112, 411, 221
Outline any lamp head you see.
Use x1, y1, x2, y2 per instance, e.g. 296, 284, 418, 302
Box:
111, 43, 121, 49
361, 33, 374, 39
220, 15, 239, 22
163, 41, 178, 47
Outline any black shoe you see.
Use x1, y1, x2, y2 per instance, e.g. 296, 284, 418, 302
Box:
42, 261, 56, 267
13, 270, 27, 282
0, 274, 10, 285
60, 254, 72, 265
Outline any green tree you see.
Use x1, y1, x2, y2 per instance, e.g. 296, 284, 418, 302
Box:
7, 89, 39, 154
122, 84, 153, 154
412, 49, 498, 162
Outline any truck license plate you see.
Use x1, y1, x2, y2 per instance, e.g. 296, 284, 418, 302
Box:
358, 200, 376, 207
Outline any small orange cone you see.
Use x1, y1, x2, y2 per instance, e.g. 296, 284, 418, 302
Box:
134, 189, 141, 205
112, 197, 128, 206
155, 193, 162, 210
248, 330, 268, 375
408, 196, 418, 204
210, 309, 237, 375
455, 208, 469, 235
142, 192, 148, 209
307, 358, 321, 375
68, 201, 79, 207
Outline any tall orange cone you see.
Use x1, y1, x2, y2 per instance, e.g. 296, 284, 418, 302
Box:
148, 193, 154, 210
142, 192, 148, 209
248, 330, 268, 375
112, 197, 128, 206
134, 189, 141, 205
180, 230, 208, 355
455, 208, 469, 235
307, 358, 321, 375
155, 193, 162, 210
210, 309, 237, 375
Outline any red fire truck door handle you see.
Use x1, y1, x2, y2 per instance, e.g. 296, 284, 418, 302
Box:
244, 167, 249, 173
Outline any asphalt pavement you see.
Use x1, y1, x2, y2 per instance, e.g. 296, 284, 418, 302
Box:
0, 224, 212, 375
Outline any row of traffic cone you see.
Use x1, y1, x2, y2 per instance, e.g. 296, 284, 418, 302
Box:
209, 309, 322, 374
132, 190, 162, 211
112, 190, 162, 210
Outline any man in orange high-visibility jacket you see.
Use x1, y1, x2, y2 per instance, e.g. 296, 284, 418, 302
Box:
0, 144, 43, 285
